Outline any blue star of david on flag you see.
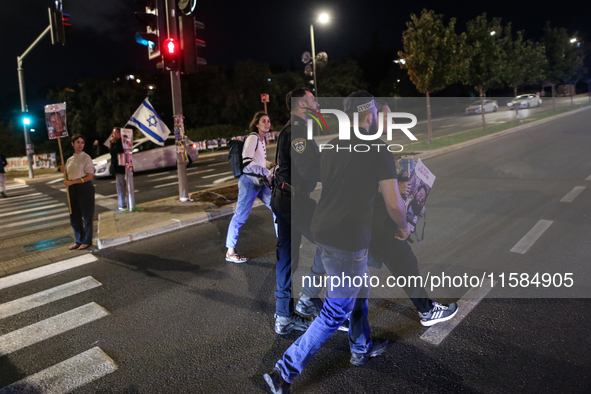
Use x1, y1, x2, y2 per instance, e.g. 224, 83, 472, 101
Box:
127, 97, 171, 145
147, 114, 157, 127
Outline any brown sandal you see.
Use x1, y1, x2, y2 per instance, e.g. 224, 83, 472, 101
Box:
78, 244, 91, 250
69, 244, 80, 250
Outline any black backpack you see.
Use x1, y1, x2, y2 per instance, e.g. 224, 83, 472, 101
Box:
228, 132, 259, 178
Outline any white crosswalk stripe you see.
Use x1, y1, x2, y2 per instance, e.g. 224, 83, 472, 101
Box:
0, 185, 70, 237
0, 256, 116, 392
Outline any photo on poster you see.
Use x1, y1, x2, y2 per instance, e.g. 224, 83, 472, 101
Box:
44, 103, 68, 139
121, 128, 134, 151
404, 158, 436, 233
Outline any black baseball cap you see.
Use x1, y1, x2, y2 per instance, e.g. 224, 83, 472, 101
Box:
343, 90, 380, 113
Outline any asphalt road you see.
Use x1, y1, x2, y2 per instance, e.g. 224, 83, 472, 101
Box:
1, 103, 590, 392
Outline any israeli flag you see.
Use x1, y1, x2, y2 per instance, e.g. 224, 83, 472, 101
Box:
127, 98, 171, 146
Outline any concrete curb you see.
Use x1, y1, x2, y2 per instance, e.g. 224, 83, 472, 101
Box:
96, 104, 591, 250
96, 198, 268, 250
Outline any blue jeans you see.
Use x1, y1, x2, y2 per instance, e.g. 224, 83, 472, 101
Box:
271, 191, 324, 317
276, 243, 372, 383
226, 174, 274, 249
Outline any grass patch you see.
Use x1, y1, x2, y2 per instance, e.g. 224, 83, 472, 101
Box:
405, 103, 591, 152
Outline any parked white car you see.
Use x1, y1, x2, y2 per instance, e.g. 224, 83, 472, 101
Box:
507, 94, 542, 109
465, 99, 498, 115
93, 136, 199, 177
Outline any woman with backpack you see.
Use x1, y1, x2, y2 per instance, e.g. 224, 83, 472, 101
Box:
225, 112, 276, 263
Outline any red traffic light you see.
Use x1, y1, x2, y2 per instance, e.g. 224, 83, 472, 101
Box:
163, 38, 177, 54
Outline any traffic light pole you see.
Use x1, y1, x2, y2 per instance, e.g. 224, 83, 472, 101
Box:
165, 0, 189, 202
16, 25, 50, 179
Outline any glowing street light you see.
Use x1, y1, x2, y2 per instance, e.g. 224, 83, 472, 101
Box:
570, 38, 577, 43
311, 12, 330, 96
490, 31, 496, 36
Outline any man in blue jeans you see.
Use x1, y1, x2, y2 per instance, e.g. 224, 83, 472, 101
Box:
265, 91, 409, 393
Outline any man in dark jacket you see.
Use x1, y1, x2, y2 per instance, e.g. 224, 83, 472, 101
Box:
109, 128, 127, 211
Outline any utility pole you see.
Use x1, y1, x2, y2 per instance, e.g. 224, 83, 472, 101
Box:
17, 26, 51, 179
165, 0, 189, 201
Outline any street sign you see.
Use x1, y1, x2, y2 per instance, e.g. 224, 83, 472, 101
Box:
316, 52, 328, 68
302, 51, 311, 64
26, 143, 34, 155
304, 64, 313, 76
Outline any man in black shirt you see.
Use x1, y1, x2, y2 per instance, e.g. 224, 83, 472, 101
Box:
270, 88, 325, 335
265, 91, 409, 393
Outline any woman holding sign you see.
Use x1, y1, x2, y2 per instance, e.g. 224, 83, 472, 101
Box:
64, 134, 95, 250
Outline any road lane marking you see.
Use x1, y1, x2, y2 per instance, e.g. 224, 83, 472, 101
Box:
206, 162, 228, 167
5, 184, 30, 190
510, 220, 553, 254
0, 198, 55, 213
46, 178, 65, 184
148, 171, 172, 177
0, 254, 98, 291
203, 171, 233, 179
0, 347, 118, 394
421, 281, 496, 346
187, 168, 214, 173
213, 175, 237, 184
147, 174, 178, 182
154, 181, 179, 188
0, 303, 109, 356
0, 192, 43, 203
0, 203, 65, 218
0, 277, 102, 320
1, 220, 71, 239
560, 186, 586, 202
1, 211, 70, 229
586, 174, 591, 181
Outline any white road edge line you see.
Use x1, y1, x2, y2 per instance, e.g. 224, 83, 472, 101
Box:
46, 177, 65, 184
0, 302, 109, 356
0, 211, 70, 229
147, 171, 172, 177
586, 174, 591, 181
421, 281, 496, 345
0, 203, 65, 218
560, 186, 586, 203
0, 254, 98, 291
0, 347, 117, 393
510, 220, 554, 254
0, 192, 44, 203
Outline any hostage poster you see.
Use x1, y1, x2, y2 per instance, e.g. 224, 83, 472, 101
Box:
44, 103, 68, 139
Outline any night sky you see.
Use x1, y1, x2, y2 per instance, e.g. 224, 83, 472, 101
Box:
1, 0, 589, 107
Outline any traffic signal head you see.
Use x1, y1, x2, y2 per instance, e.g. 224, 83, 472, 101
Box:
48, 1, 66, 45
179, 15, 206, 74
162, 38, 180, 71
23, 116, 31, 126
178, 0, 197, 16
135, 0, 163, 60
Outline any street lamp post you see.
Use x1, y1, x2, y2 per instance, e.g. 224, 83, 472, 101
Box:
310, 24, 317, 96
310, 13, 329, 97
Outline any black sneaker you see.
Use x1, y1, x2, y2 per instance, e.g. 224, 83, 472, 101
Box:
263, 368, 291, 394
337, 319, 349, 332
0, 192, 7, 198
419, 302, 459, 327
295, 296, 322, 316
275, 314, 312, 335
350, 340, 388, 366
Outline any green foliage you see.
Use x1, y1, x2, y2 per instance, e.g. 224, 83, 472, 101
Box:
503, 27, 547, 94
398, 9, 466, 94
464, 13, 508, 94
0, 120, 22, 157
542, 23, 585, 84
316, 59, 367, 97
